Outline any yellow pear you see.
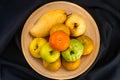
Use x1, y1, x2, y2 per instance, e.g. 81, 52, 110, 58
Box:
65, 14, 86, 37
30, 9, 67, 37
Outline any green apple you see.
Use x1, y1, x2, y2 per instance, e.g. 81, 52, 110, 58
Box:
40, 42, 60, 63
65, 14, 86, 37
61, 39, 84, 62
29, 38, 47, 58
50, 23, 70, 36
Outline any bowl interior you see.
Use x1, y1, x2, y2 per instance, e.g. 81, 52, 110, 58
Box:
21, 1, 100, 79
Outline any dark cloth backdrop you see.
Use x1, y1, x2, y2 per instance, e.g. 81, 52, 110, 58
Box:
0, 0, 120, 80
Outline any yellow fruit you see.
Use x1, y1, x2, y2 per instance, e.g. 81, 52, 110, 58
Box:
50, 23, 70, 36
62, 58, 80, 71
42, 58, 61, 72
77, 35, 94, 55
65, 14, 86, 37
30, 9, 67, 37
29, 38, 47, 58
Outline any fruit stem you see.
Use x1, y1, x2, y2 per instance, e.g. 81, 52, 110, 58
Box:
50, 51, 54, 55
34, 45, 38, 50
70, 51, 74, 55
74, 23, 78, 28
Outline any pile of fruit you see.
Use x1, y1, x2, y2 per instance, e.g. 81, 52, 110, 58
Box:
29, 9, 94, 71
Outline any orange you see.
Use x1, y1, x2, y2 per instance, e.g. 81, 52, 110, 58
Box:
49, 30, 70, 51
62, 58, 80, 71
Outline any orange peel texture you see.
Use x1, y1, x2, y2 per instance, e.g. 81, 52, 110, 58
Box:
49, 30, 70, 51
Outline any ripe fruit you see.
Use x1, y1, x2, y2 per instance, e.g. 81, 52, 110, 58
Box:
49, 30, 70, 51
61, 39, 84, 62
40, 42, 60, 63
62, 58, 80, 71
50, 23, 70, 36
29, 38, 47, 58
42, 58, 61, 71
77, 35, 94, 55
30, 9, 67, 37
29, 9, 94, 72
65, 14, 86, 37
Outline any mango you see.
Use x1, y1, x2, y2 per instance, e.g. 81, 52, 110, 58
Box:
30, 9, 67, 37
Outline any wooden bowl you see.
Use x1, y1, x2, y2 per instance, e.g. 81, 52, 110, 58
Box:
21, 1, 100, 79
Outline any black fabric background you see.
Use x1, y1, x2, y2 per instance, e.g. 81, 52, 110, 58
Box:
0, 0, 120, 80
